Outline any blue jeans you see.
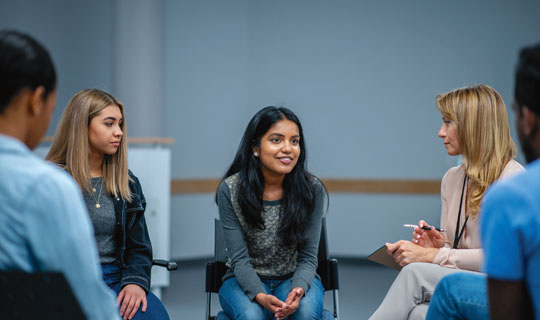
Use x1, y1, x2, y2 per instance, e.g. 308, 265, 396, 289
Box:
101, 263, 170, 320
219, 277, 324, 320
426, 272, 489, 320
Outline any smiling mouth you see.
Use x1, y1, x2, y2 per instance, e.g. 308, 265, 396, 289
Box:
278, 157, 293, 164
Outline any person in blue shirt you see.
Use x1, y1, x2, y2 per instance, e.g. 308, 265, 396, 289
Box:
0, 30, 120, 320
426, 43, 540, 320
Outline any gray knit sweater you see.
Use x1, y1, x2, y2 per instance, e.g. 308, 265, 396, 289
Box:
217, 173, 325, 300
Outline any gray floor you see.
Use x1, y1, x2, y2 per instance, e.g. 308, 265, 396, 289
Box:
161, 258, 398, 320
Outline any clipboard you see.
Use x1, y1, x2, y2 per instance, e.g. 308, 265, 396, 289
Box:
367, 244, 402, 270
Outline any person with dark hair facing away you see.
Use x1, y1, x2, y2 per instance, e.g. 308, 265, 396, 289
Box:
426, 43, 540, 320
0, 30, 119, 319
46, 89, 170, 320
216, 106, 327, 320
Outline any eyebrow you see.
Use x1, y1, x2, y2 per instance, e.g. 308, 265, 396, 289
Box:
103, 116, 123, 121
268, 133, 300, 138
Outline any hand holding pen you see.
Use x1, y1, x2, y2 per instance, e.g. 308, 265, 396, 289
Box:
404, 220, 445, 248
402, 224, 446, 232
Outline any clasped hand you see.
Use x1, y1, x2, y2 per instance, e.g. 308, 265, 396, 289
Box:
386, 220, 444, 267
255, 287, 304, 320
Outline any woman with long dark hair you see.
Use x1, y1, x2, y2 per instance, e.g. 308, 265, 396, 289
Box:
216, 106, 326, 320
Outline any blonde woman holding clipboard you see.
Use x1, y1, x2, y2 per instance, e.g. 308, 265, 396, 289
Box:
370, 85, 524, 320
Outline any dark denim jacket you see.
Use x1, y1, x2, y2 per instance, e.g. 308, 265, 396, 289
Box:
113, 171, 153, 292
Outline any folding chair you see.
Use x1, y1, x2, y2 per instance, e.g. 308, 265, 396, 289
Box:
205, 218, 340, 319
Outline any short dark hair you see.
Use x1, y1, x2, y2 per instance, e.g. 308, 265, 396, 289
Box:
0, 30, 56, 114
515, 43, 540, 115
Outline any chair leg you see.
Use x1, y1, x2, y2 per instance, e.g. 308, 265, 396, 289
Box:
333, 289, 340, 320
206, 292, 211, 320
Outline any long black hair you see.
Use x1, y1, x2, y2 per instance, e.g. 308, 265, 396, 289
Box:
219, 106, 324, 247
0, 30, 56, 114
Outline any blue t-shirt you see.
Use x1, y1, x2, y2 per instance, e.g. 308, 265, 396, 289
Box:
481, 158, 540, 318
0, 134, 120, 320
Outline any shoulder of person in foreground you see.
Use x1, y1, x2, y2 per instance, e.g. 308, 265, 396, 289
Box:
481, 165, 538, 320
25, 161, 121, 319
480, 164, 539, 275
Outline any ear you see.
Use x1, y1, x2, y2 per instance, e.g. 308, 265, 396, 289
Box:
28, 86, 45, 116
521, 106, 539, 137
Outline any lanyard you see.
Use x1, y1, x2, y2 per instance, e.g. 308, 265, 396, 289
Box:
453, 176, 469, 249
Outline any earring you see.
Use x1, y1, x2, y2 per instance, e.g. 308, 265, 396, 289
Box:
253, 152, 258, 157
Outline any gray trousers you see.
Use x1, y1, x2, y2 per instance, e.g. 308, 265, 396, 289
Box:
369, 263, 472, 320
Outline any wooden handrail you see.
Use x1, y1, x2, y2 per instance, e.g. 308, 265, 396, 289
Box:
171, 178, 441, 195
38, 136, 440, 195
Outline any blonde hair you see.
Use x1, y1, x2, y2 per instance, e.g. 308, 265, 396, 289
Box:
46, 89, 132, 201
436, 84, 516, 218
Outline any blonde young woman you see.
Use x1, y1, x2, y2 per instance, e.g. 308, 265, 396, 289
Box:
46, 89, 169, 320
370, 85, 525, 320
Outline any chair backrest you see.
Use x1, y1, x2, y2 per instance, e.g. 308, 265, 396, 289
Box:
214, 218, 228, 263
0, 270, 87, 319
316, 218, 337, 290
213, 217, 337, 291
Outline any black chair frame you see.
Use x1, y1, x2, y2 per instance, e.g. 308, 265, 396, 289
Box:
205, 218, 340, 320
152, 259, 178, 271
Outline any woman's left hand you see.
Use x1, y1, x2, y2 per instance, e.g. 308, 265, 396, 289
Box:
386, 240, 440, 267
117, 284, 147, 320
274, 287, 304, 320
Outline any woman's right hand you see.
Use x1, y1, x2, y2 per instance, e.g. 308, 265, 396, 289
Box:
412, 220, 445, 248
255, 293, 287, 314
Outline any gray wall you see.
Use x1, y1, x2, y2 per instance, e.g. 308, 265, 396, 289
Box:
0, 0, 113, 136
164, 0, 540, 259
2, 0, 540, 259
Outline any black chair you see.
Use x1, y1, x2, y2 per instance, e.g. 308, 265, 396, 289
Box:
0, 260, 177, 320
205, 218, 340, 320
0, 270, 87, 320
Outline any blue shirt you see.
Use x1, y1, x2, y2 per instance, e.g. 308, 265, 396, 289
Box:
481, 158, 540, 318
0, 134, 120, 320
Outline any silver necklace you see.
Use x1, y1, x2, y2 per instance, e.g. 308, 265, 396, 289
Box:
91, 178, 104, 209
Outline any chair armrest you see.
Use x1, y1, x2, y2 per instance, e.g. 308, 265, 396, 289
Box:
152, 259, 178, 271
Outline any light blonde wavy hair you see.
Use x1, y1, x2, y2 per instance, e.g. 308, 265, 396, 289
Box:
436, 84, 516, 218
46, 89, 132, 201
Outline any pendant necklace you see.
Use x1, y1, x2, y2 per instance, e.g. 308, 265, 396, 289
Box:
92, 178, 103, 209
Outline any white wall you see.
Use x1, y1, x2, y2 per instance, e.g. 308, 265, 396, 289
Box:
3, 0, 540, 259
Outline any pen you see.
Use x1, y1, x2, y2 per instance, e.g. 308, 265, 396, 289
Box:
403, 224, 446, 232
